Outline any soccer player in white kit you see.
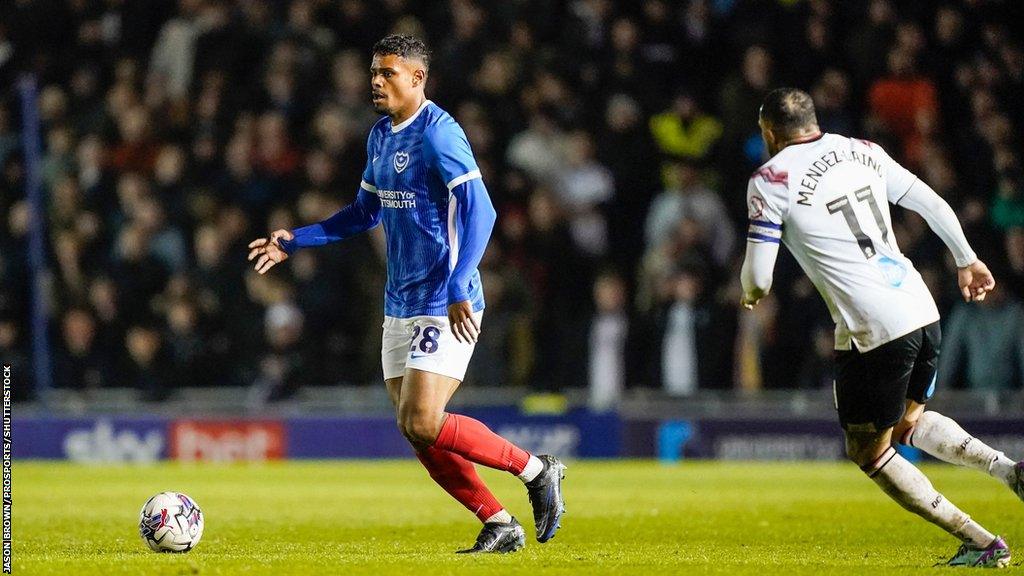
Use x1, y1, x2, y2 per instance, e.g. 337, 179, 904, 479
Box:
740, 88, 1023, 568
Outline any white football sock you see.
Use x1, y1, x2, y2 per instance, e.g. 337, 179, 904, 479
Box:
909, 411, 1017, 485
865, 447, 995, 548
517, 455, 544, 483
484, 509, 512, 524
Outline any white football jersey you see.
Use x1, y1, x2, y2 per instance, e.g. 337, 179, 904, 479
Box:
746, 133, 939, 352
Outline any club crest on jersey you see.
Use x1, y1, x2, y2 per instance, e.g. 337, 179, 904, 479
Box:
394, 151, 410, 173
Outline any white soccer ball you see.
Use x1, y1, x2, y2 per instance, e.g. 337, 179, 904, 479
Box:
139, 492, 204, 552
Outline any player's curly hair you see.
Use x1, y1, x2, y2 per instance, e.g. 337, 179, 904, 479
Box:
373, 34, 431, 70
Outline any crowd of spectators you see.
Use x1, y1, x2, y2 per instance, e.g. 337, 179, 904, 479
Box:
1, 0, 1022, 405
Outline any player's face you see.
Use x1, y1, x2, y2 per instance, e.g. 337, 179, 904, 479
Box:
370, 54, 425, 116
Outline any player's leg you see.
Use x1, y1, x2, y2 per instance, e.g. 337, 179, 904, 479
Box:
396, 367, 542, 485
396, 368, 527, 553
385, 376, 508, 526
848, 429, 1002, 553
383, 317, 514, 537
890, 324, 1022, 497
836, 328, 1009, 567
399, 313, 565, 543
396, 323, 540, 476
895, 400, 1021, 493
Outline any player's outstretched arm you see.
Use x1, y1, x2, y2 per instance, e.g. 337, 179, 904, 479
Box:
896, 180, 994, 302
247, 190, 381, 274
248, 229, 293, 274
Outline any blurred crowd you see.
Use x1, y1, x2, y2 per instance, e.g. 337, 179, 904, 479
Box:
1, 0, 1023, 406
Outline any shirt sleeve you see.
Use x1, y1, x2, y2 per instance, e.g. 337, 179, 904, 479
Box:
741, 239, 781, 297
278, 189, 382, 255
746, 168, 788, 245
896, 179, 977, 267
869, 141, 919, 204
278, 129, 382, 255
741, 169, 789, 297
424, 121, 481, 192
875, 138, 976, 266
360, 128, 378, 193
424, 120, 494, 304
447, 178, 497, 304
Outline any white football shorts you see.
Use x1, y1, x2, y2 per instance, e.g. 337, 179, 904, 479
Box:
381, 311, 483, 381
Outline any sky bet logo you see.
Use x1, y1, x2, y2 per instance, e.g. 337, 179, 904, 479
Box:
170, 420, 285, 462
63, 420, 164, 463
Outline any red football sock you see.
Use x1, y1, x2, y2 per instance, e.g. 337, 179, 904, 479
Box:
433, 413, 532, 475
416, 445, 505, 522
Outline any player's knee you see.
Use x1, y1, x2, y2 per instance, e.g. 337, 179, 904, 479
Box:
844, 433, 885, 467
399, 412, 442, 447
843, 439, 861, 463
396, 417, 410, 442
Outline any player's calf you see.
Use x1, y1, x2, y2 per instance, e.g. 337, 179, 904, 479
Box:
859, 444, 1000, 552
900, 411, 1019, 494
416, 446, 507, 523
433, 412, 541, 475
430, 412, 564, 542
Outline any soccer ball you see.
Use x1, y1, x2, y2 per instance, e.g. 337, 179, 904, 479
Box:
139, 492, 204, 552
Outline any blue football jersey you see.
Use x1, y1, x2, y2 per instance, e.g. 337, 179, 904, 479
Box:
359, 100, 487, 318
279, 99, 494, 318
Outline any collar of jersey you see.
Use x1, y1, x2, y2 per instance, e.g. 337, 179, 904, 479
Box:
391, 99, 432, 133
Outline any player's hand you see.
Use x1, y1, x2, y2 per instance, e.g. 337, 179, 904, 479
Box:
447, 300, 480, 344
247, 229, 294, 274
740, 294, 761, 310
958, 259, 996, 302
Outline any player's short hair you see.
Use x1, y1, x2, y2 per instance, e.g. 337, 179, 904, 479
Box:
373, 34, 431, 71
759, 88, 818, 133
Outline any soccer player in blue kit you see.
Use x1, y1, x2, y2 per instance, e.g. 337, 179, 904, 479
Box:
247, 35, 565, 553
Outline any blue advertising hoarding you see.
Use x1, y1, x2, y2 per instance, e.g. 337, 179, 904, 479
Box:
11, 408, 621, 461
13, 417, 168, 462
12, 412, 1022, 462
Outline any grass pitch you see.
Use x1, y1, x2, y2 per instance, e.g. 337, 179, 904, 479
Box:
12, 460, 1023, 575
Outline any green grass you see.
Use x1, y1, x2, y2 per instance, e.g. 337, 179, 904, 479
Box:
11, 460, 1023, 575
